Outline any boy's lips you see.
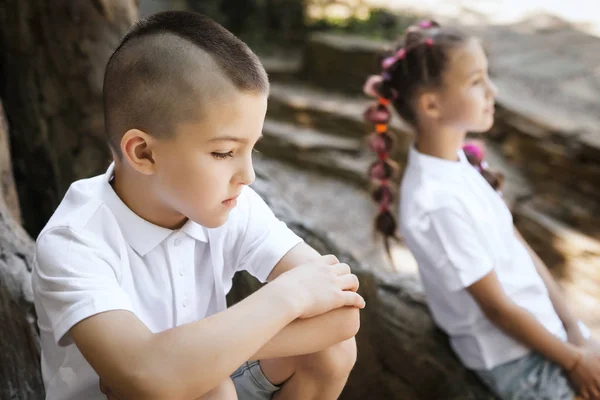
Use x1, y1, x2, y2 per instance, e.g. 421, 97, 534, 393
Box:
222, 194, 240, 207
223, 194, 240, 202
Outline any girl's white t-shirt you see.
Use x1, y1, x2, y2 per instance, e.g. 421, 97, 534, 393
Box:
399, 146, 567, 370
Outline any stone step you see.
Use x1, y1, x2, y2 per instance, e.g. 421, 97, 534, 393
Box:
261, 53, 302, 83
260, 119, 374, 186
268, 81, 368, 139
269, 81, 412, 138
267, 81, 415, 170
252, 153, 394, 270
300, 32, 387, 94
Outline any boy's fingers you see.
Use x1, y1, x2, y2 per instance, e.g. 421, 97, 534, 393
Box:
338, 273, 359, 292
342, 291, 365, 309
322, 254, 339, 265
333, 263, 351, 276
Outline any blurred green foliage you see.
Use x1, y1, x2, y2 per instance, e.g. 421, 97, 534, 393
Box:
142, 1, 418, 52
308, 7, 417, 41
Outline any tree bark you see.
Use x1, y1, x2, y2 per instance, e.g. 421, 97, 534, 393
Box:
0, 99, 21, 224
0, 0, 138, 237
0, 135, 43, 399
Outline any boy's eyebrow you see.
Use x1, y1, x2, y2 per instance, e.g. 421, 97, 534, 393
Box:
208, 134, 264, 143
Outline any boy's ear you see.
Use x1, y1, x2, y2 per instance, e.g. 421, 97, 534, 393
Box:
120, 129, 156, 175
417, 91, 442, 120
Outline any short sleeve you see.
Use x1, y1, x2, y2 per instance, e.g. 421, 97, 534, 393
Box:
33, 227, 133, 346
419, 208, 494, 292
234, 187, 303, 282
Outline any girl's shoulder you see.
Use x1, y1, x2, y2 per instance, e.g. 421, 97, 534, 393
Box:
401, 175, 465, 211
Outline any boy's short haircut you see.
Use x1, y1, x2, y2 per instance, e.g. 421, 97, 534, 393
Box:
103, 11, 269, 154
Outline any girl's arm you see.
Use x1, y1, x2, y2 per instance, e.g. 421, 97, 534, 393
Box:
513, 227, 587, 346
467, 270, 581, 370
468, 272, 600, 399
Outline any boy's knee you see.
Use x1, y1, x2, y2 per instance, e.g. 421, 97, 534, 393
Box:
340, 307, 361, 340
198, 378, 237, 400
303, 338, 357, 380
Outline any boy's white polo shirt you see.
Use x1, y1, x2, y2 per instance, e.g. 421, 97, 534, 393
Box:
32, 163, 303, 400
399, 146, 567, 370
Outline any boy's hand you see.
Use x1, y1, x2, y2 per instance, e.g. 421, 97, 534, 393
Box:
585, 339, 600, 355
568, 349, 600, 400
274, 254, 365, 320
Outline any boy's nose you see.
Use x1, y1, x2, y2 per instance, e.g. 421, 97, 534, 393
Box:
239, 157, 255, 186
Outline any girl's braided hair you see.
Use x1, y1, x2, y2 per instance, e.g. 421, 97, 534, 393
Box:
363, 20, 499, 256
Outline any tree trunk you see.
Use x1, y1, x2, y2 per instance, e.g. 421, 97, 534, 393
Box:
0, 99, 21, 224
0, 0, 138, 237
0, 128, 43, 399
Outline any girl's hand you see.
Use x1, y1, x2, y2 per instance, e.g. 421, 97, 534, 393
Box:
568, 349, 600, 400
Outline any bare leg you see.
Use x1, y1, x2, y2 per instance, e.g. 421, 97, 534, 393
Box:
197, 378, 237, 400
261, 338, 357, 400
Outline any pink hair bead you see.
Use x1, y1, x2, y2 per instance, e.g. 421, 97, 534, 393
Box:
382, 56, 397, 70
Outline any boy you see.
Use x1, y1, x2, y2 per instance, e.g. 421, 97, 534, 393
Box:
32, 11, 365, 400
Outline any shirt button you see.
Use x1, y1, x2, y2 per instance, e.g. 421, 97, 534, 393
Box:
183, 297, 189, 307
179, 267, 185, 276
174, 238, 182, 246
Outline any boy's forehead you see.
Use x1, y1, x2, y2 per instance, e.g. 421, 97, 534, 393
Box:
178, 89, 268, 141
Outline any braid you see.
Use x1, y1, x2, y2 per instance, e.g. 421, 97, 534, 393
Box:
462, 142, 505, 191
363, 79, 400, 258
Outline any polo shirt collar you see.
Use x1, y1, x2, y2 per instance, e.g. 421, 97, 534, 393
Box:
408, 145, 469, 181
101, 163, 208, 256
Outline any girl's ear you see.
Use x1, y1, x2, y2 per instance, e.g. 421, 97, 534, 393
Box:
417, 91, 442, 120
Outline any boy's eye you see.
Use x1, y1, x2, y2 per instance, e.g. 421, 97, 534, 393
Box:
211, 151, 234, 160
472, 78, 483, 86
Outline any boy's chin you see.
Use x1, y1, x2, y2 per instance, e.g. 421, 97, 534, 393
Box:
199, 212, 231, 229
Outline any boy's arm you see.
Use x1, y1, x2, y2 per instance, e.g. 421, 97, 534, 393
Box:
513, 227, 587, 346
249, 242, 360, 360
266, 241, 322, 281
70, 255, 364, 400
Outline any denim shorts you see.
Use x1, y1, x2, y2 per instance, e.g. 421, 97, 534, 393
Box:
231, 361, 280, 400
475, 352, 575, 400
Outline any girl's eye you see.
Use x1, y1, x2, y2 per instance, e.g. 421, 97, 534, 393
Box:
212, 151, 234, 160
472, 78, 482, 86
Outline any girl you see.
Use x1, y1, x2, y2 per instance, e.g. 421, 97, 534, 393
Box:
363, 20, 600, 400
